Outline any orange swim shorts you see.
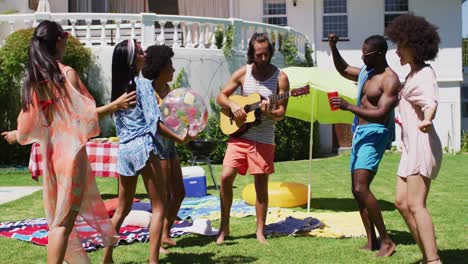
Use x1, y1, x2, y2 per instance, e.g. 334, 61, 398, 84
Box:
222, 137, 275, 175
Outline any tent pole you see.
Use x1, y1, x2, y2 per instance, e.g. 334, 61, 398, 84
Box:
307, 88, 316, 212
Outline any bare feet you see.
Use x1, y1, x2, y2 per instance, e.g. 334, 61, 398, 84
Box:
376, 239, 396, 257
256, 231, 269, 245
160, 247, 170, 254
216, 229, 229, 245
360, 244, 372, 251
360, 240, 380, 251
162, 237, 177, 246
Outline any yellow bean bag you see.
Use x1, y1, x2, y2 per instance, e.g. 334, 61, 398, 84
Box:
242, 182, 309, 208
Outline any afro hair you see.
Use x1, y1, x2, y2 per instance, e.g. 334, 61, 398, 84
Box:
385, 13, 440, 63
142, 45, 174, 80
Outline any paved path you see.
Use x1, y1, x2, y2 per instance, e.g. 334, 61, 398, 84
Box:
0, 186, 42, 205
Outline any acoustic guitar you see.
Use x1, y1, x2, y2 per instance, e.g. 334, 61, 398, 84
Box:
220, 85, 310, 136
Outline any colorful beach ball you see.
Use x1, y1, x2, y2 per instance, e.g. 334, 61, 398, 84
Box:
160, 88, 209, 138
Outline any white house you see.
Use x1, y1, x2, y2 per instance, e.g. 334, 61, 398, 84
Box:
0, 0, 464, 152
228, 0, 463, 152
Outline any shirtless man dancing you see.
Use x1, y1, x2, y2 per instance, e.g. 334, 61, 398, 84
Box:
328, 33, 399, 257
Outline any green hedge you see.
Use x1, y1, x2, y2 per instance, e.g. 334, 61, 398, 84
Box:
275, 118, 319, 161
281, 35, 314, 67
0, 28, 93, 165
462, 130, 468, 153
176, 100, 228, 165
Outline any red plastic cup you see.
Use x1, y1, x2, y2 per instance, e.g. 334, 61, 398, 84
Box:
327, 91, 339, 111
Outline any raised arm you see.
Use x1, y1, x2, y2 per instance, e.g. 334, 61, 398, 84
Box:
328, 34, 361, 82
216, 66, 247, 120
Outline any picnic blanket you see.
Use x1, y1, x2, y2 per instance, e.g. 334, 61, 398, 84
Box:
132, 195, 257, 220
0, 218, 192, 251
167, 196, 366, 238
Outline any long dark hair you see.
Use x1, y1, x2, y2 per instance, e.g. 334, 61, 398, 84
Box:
22, 20, 66, 110
111, 39, 137, 102
247, 32, 274, 64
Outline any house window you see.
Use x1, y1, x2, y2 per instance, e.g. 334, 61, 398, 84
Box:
68, 0, 146, 13
69, 0, 91, 12
29, 0, 39, 11
463, 85, 468, 118
322, 0, 348, 39
384, 0, 408, 28
263, 0, 287, 26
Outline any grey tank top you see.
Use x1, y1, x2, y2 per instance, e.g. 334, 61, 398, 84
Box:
238, 64, 280, 145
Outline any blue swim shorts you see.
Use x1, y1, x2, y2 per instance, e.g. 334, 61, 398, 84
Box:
350, 124, 389, 173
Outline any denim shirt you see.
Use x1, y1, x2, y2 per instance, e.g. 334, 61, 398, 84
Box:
114, 76, 161, 144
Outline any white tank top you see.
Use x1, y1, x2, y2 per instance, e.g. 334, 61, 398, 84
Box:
238, 64, 280, 145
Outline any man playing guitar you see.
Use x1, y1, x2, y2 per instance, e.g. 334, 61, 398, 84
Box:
215, 32, 290, 244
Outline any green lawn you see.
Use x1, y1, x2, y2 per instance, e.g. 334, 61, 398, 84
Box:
0, 153, 467, 264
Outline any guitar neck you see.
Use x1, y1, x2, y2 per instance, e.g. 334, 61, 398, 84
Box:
246, 92, 291, 112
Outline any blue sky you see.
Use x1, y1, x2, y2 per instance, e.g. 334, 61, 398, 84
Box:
463, 0, 467, 37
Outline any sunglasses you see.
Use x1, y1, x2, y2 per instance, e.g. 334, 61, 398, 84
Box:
361, 50, 381, 59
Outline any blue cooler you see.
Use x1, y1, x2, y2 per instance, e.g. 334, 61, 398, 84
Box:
182, 166, 207, 197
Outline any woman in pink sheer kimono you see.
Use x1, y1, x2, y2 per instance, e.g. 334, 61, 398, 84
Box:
386, 14, 443, 264
1, 21, 135, 263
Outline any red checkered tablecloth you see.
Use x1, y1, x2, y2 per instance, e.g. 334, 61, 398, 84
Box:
29, 142, 119, 180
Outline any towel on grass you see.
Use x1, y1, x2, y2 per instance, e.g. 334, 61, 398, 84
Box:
265, 216, 324, 237
266, 209, 367, 238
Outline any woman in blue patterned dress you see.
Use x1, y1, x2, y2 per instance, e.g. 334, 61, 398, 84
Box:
101, 39, 190, 264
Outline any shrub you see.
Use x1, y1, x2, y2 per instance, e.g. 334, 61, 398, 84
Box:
176, 99, 228, 165
0, 28, 94, 165
172, 68, 188, 89
303, 43, 314, 67
281, 35, 314, 67
214, 25, 224, 49
281, 35, 299, 66
197, 101, 229, 163
462, 130, 468, 153
213, 25, 234, 59
275, 118, 320, 161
